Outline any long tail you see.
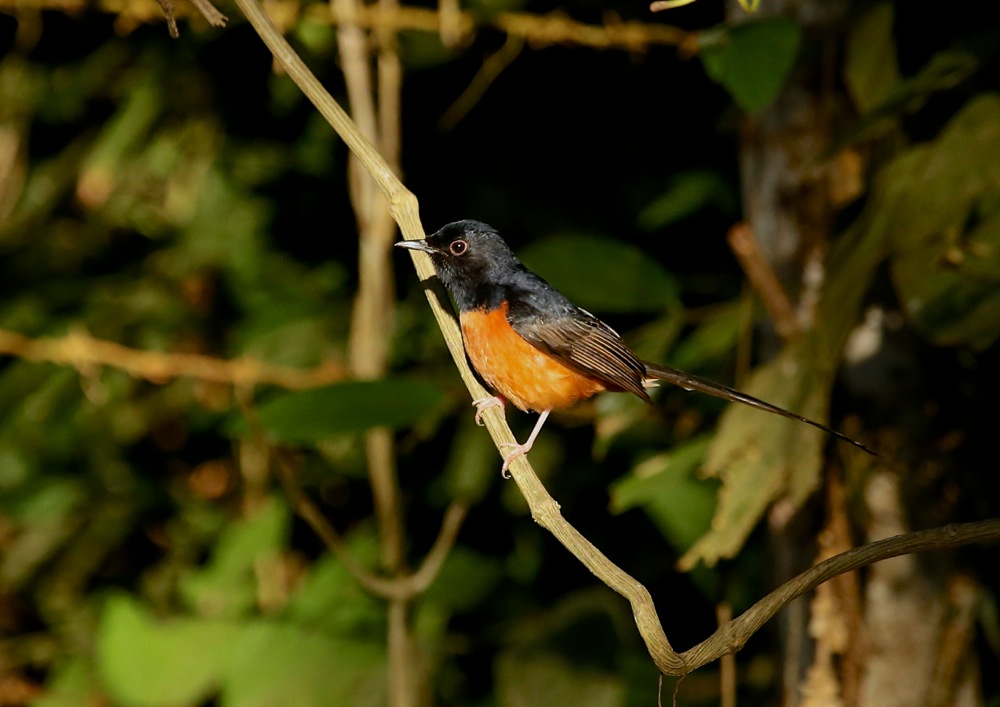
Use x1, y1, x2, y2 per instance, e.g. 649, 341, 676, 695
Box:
641, 360, 877, 457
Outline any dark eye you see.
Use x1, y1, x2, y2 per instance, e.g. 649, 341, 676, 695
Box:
449, 240, 469, 256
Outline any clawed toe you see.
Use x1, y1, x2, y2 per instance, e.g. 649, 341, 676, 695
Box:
500, 444, 529, 478
472, 395, 505, 426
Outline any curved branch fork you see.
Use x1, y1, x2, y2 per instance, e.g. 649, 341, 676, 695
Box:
513, 453, 1000, 678
230, 0, 1000, 678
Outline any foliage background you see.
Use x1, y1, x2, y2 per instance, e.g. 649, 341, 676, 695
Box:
1, 0, 1000, 705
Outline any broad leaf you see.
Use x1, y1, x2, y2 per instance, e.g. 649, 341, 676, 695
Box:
252, 378, 446, 443
495, 652, 625, 707
609, 436, 716, 553
844, 4, 900, 113
885, 95, 1000, 349
97, 595, 243, 706
636, 170, 735, 231
222, 622, 386, 707
180, 495, 290, 618
519, 235, 678, 313
679, 343, 828, 569
699, 19, 802, 113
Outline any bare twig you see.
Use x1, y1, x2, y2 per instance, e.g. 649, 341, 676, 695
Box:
439, 34, 525, 131
436, 0, 463, 47
274, 453, 468, 601
727, 222, 798, 339
0, 328, 345, 388
190, 0, 227, 26
716, 603, 735, 707
154, 0, 179, 36
927, 576, 980, 707
5, 0, 689, 52
153, 0, 226, 35
491, 10, 686, 51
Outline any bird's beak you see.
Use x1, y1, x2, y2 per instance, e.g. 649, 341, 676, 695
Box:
395, 239, 436, 254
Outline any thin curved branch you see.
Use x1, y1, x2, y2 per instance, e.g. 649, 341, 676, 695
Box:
0, 328, 345, 388
274, 452, 468, 600
229, 0, 1000, 679
677, 518, 1000, 673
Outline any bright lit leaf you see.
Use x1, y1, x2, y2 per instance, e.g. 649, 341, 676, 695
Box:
97, 595, 243, 706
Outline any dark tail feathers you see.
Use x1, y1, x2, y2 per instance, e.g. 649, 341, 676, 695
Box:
641, 361, 877, 457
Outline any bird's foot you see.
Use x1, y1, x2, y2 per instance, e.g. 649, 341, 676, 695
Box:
499, 442, 531, 479
496, 409, 550, 479
472, 395, 505, 426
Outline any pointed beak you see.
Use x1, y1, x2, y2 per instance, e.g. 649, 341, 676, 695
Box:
395, 239, 436, 254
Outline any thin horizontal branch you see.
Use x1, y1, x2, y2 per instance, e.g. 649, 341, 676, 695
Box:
314, 5, 691, 52
0, 328, 345, 389
5, 0, 690, 52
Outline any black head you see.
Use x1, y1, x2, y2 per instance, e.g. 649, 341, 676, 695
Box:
395, 220, 527, 309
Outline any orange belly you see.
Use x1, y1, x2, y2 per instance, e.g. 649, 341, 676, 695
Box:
460, 303, 606, 412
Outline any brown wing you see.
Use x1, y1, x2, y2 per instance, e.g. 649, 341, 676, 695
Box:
510, 309, 651, 402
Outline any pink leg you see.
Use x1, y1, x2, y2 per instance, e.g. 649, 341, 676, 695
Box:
500, 409, 551, 478
472, 395, 505, 426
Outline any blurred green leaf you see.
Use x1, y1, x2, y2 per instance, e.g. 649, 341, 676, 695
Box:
844, 4, 900, 113
443, 416, 500, 503
228, 259, 347, 367
222, 622, 386, 707
884, 95, 1000, 349
252, 379, 446, 443
609, 436, 716, 553
494, 590, 628, 705
97, 594, 243, 707
78, 78, 162, 209
180, 496, 290, 618
592, 389, 651, 459
464, 0, 529, 15
667, 300, 743, 372
293, 18, 337, 58
284, 531, 385, 636
506, 526, 544, 584
832, 51, 977, 151
636, 170, 735, 231
496, 651, 625, 707
32, 658, 98, 707
698, 19, 802, 113
0, 438, 30, 489
398, 32, 455, 71
519, 235, 678, 313
169, 166, 271, 278
425, 546, 503, 612
1, 57, 43, 125
0, 478, 87, 590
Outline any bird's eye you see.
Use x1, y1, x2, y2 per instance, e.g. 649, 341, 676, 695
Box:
449, 240, 469, 256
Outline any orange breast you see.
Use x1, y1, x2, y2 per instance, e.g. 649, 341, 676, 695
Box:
460, 303, 606, 412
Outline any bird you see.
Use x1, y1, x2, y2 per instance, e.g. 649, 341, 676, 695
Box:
396, 220, 875, 474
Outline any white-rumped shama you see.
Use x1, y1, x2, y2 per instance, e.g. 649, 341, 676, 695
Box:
397, 220, 875, 474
